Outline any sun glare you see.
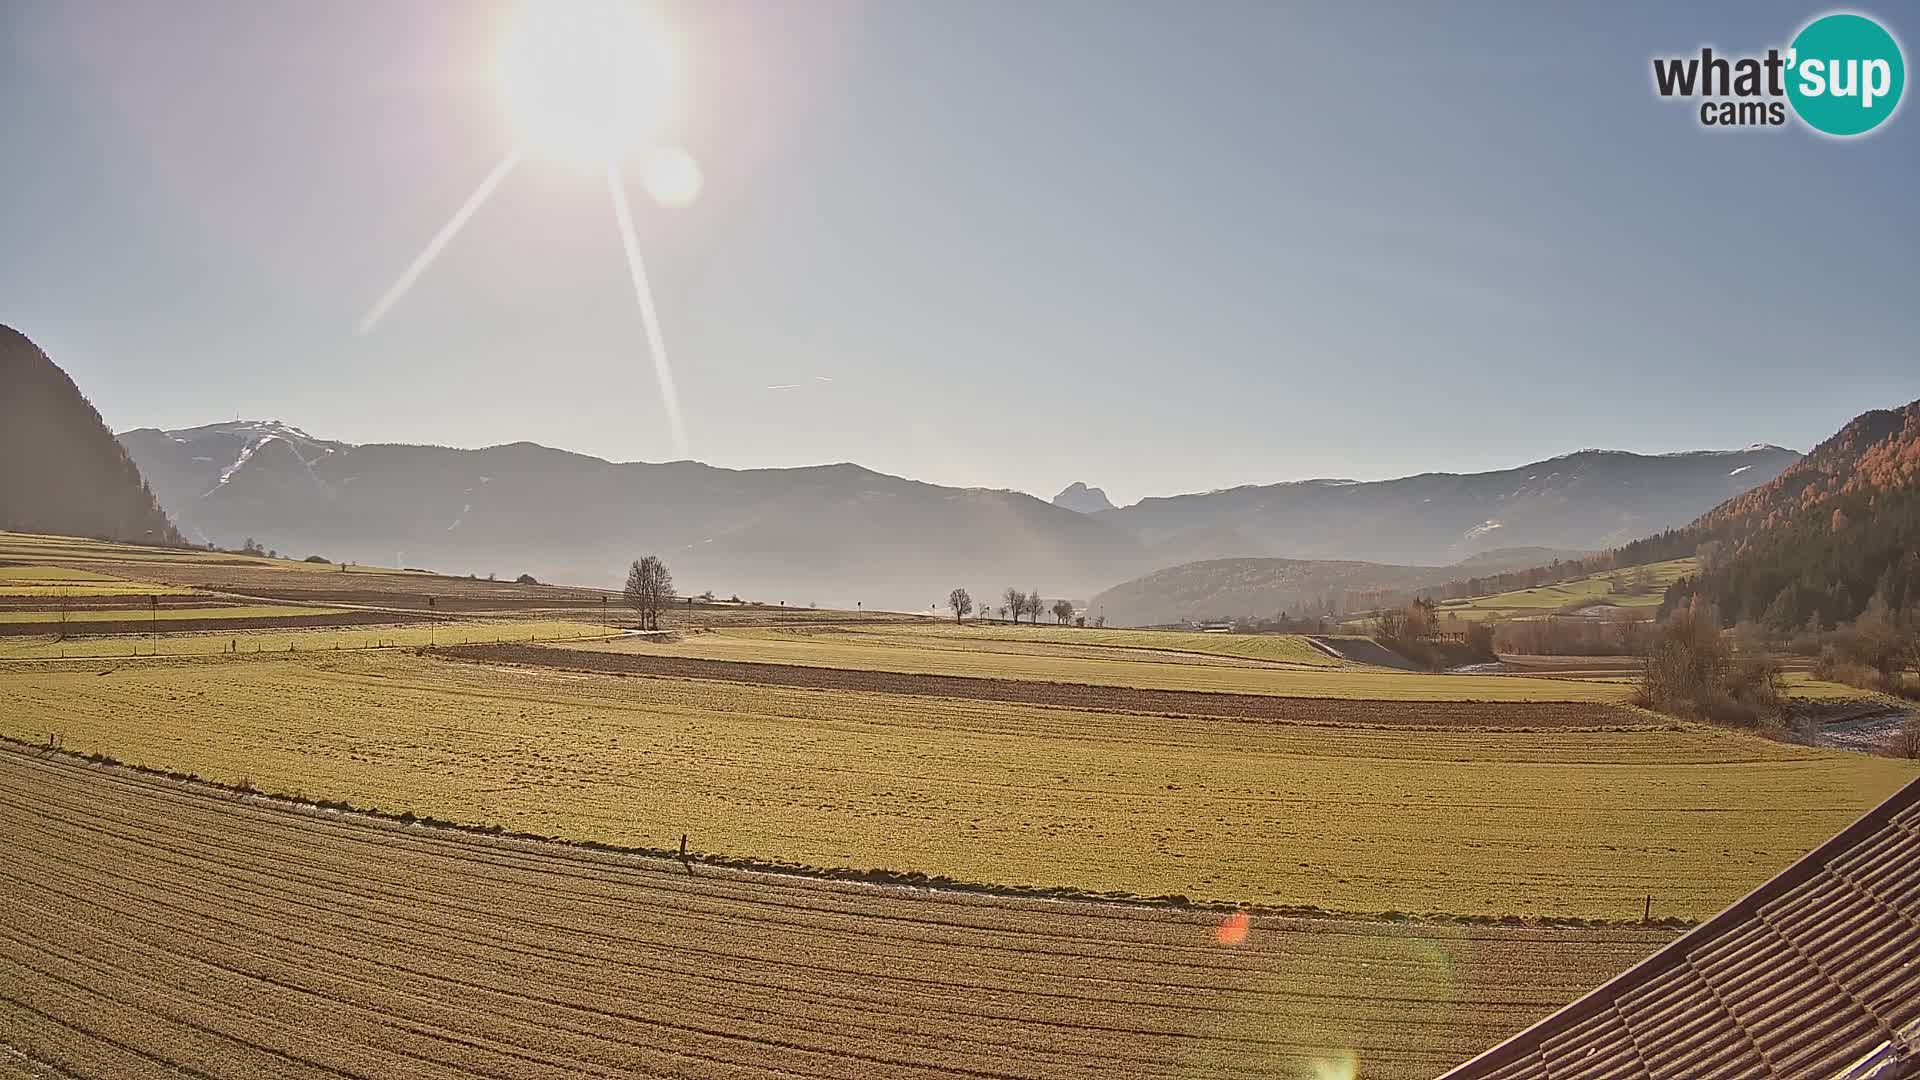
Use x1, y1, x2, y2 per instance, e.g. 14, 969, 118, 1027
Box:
364, 0, 699, 453
496, 0, 677, 167
641, 145, 703, 207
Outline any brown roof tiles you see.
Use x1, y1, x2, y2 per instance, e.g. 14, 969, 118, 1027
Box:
1440, 776, 1920, 1080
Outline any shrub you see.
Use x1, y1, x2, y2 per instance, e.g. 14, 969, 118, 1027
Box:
514, 573, 540, 585
1635, 601, 1784, 727
1890, 714, 1920, 759
303, 554, 330, 564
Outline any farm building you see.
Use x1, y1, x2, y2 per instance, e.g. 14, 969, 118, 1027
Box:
1440, 774, 1920, 1079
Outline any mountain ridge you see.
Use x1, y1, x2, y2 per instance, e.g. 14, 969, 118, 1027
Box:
1, 325, 181, 546
119, 417, 1803, 611
1643, 399, 1920, 629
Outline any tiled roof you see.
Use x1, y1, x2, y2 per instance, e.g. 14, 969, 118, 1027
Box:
1440, 776, 1920, 1080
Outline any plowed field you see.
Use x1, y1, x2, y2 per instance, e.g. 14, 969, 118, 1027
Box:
0, 746, 1671, 1080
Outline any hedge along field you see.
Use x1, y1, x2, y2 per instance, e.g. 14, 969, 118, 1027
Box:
569, 627, 1638, 702
2, 651, 1910, 920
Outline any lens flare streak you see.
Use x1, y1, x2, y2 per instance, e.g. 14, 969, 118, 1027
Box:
359, 149, 525, 335
606, 162, 689, 458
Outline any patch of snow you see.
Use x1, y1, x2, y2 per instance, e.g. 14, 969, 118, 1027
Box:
1465, 520, 1504, 539
208, 436, 273, 494
446, 519, 462, 531
461, 504, 471, 514
1728, 465, 1752, 476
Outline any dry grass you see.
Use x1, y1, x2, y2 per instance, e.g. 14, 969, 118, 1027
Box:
0, 746, 1672, 1080
0, 620, 610, 659
571, 627, 1637, 702
1, 651, 1908, 920
893, 623, 1343, 665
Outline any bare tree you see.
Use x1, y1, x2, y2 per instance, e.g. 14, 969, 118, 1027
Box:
1893, 713, 1920, 759
997, 605, 1009, 621
624, 555, 675, 630
1372, 606, 1408, 643
1052, 599, 1074, 625
1003, 587, 1024, 626
948, 587, 973, 624
1022, 589, 1039, 625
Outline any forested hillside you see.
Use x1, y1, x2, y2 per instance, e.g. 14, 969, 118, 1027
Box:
0, 325, 180, 545
1657, 400, 1920, 628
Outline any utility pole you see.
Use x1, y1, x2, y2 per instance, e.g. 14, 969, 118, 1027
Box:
150, 594, 159, 655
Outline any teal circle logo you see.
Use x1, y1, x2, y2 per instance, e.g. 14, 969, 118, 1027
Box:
1787, 13, 1905, 136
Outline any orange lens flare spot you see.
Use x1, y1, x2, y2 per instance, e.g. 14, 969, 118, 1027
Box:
1214, 911, 1250, 946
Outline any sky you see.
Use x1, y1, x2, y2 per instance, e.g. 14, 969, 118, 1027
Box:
3, 0, 1916, 506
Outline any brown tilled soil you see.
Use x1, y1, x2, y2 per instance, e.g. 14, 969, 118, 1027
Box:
0, 610, 429, 637
0, 746, 1667, 1079
436, 643, 1646, 729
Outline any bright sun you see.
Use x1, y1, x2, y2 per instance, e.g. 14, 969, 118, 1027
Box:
364, 0, 700, 457
496, 0, 677, 167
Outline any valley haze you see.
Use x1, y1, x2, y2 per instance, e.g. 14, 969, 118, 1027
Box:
121, 418, 1797, 614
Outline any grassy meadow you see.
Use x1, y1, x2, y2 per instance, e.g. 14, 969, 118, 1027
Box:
4, 649, 1911, 919
2, 530, 1908, 925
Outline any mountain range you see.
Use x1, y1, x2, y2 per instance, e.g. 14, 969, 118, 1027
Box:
1091, 445, 1800, 567
115, 416, 1796, 613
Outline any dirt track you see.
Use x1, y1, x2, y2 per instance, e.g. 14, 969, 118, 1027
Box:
0, 746, 1664, 1079
437, 644, 1645, 729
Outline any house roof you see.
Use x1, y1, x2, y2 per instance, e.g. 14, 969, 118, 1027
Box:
1439, 774, 1920, 1080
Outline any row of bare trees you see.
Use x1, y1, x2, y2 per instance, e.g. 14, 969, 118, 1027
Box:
945, 587, 1074, 625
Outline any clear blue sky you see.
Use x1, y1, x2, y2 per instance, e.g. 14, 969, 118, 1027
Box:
3, 1, 1915, 505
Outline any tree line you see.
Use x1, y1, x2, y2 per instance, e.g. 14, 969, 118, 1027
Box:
946, 587, 1077, 626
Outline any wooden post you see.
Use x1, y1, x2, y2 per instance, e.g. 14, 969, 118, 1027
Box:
1644, 895, 1651, 923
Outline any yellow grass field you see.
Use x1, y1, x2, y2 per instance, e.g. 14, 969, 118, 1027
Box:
0, 619, 610, 659
897, 623, 1343, 665
1430, 558, 1699, 624
3, 651, 1909, 920
0, 562, 198, 597
0, 603, 333, 624
0, 747, 1673, 1080
572, 626, 1639, 702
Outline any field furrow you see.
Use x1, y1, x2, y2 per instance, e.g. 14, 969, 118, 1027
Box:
0, 747, 1667, 1080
